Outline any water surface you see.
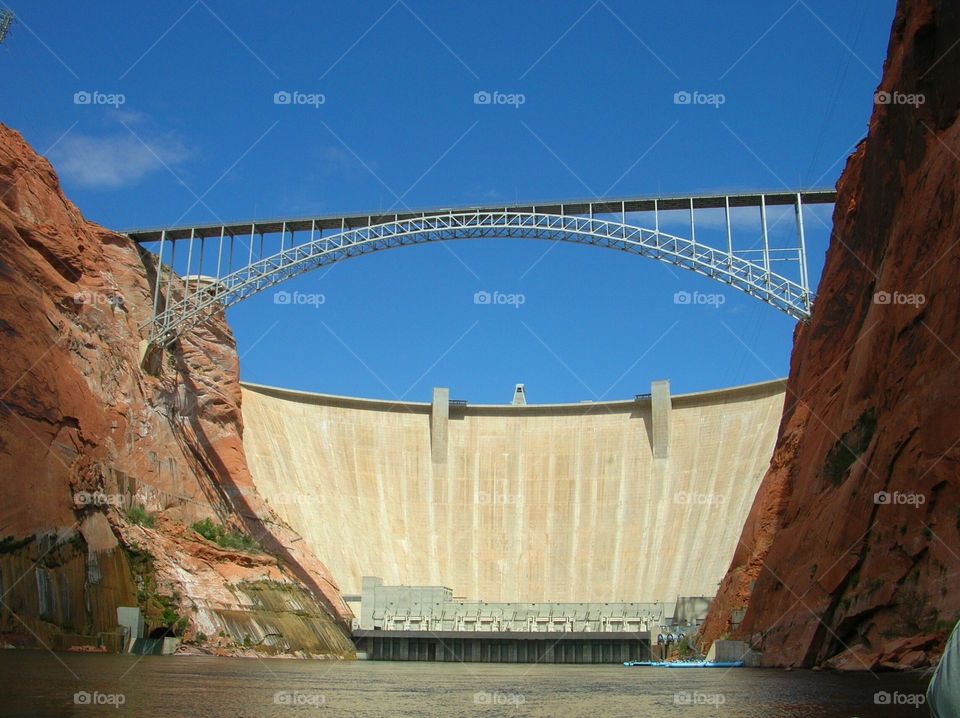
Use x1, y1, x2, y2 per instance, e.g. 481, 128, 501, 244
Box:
0, 652, 932, 717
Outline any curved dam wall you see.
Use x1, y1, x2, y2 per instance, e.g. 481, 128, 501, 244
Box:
240, 380, 785, 604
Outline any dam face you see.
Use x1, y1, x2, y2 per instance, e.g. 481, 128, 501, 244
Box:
241, 380, 785, 604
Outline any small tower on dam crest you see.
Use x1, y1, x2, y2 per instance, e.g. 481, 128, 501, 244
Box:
511, 384, 527, 406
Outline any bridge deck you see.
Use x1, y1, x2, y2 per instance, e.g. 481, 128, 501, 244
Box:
123, 188, 836, 242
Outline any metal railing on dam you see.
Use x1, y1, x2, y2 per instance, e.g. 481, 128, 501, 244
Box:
240, 378, 787, 608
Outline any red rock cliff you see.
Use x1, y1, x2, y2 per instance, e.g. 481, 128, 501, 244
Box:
0, 123, 353, 656
700, 0, 960, 669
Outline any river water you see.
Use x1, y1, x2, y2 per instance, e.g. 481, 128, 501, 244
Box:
0, 652, 932, 717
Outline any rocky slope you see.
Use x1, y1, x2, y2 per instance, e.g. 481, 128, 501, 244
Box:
700, 0, 960, 669
0, 123, 353, 656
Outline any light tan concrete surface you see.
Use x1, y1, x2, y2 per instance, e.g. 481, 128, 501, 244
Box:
240, 380, 785, 603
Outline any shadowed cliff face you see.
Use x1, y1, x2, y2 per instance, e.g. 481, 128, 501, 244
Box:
0, 124, 352, 655
700, 0, 960, 669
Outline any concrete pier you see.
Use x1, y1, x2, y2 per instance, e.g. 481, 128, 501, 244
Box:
430, 387, 449, 463
651, 379, 671, 459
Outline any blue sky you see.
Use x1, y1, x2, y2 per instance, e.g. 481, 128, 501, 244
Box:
5, 0, 894, 403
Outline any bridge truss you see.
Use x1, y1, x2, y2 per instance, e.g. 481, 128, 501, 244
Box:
125, 189, 835, 349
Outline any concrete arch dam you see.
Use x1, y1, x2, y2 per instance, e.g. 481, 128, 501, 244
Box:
240, 379, 785, 604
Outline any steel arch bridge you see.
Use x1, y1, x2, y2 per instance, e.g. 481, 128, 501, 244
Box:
125, 189, 834, 351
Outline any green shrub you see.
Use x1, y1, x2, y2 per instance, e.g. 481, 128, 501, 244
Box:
191, 518, 260, 552
126, 504, 155, 528
0, 535, 35, 554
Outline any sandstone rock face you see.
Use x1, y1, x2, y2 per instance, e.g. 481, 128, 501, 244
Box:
0, 124, 352, 656
699, 0, 960, 668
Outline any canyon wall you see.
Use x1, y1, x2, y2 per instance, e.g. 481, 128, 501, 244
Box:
241, 380, 784, 604
0, 124, 353, 656
700, 0, 960, 669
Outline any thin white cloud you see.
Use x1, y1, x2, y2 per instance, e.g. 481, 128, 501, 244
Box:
113, 109, 151, 126
318, 145, 380, 179
50, 131, 190, 190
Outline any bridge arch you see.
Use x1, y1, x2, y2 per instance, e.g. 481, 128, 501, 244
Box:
142, 209, 812, 348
